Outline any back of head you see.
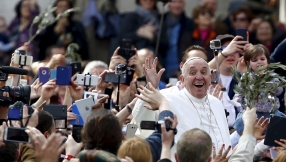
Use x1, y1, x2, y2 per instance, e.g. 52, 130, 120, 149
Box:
274, 150, 286, 162
176, 128, 212, 162
82, 109, 122, 154
83, 60, 108, 74
182, 45, 208, 63
36, 110, 54, 135
117, 137, 152, 162
0, 141, 18, 162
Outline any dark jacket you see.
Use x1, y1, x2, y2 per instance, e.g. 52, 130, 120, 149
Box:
118, 12, 158, 51
37, 20, 89, 61
158, 12, 193, 62
180, 27, 217, 61
145, 110, 174, 162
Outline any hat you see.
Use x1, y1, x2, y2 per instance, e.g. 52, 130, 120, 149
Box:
78, 150, 121, 162
216, 34, 234, 44
228, 0, 248, 14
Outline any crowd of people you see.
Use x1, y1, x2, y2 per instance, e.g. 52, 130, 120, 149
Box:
0, 0, 286, 162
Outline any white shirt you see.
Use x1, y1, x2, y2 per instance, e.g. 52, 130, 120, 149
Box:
220, 74, 236, 126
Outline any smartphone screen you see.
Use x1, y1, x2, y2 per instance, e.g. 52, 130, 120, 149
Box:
5, 127, 30, 143
236, 28, 247, 41
72, 125, 83, 143
140, 121, 156, 130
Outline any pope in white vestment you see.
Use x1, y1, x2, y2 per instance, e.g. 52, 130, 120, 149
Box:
132, 57, 231, 160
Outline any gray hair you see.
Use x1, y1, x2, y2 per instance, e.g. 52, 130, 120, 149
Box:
83, 60, 108, 74
181, 57, 210, 76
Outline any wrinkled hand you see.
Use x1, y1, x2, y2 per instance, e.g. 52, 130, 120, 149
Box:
212, 145, 231, 162
46, 54, 66, 69
161, 114, 178, 148
41, 79, 57, 101
30, 78, 43, 99
109, 47, 127, 70
135, 82, 167, 110
222, 36, 248, 56
65, 135, 83, 157
274, 139, 286, 152
209, 84, 223, 100
69, 81, 84, 101
144, 56, 165, 88
254, 116, 269, 140
242, 107, 257, 127
25, 126, 46, 148
35, 133, 66, 162
128, 53, 144, 77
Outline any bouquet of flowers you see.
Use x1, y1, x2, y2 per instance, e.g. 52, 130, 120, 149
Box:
232, 62, 286, 113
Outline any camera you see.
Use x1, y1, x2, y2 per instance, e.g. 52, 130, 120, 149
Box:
14, 50, 33, 66
140, 120, 172, 133
105, 64, 135, 86
210, 39, 221, 50
0, 85, 31, 105
8, 101, 34, 120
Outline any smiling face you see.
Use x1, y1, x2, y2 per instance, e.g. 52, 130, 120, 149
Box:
256, 21, 273, 44
181, 59, 212, 99
249, 54, 268, 71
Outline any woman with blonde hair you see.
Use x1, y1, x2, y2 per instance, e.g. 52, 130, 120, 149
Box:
273, 149, 286, 162
117, 137, 152, 162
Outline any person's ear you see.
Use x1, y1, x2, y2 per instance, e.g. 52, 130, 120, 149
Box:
43, 131, 49, 138
179, 62, 183, 70
175, 153, 179, 162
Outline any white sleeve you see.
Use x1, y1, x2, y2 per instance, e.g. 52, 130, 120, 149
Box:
132, 98, 157, 138
229, 134, 256, 162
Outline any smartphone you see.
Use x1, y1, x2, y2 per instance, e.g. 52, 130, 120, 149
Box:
14, 55, 33, 66
140, 121, 156, 130
50, 69, 57, 80
44, 105, 67, 129
70, 62, 82, 76
72, 125, 83, 143
56, 66, 72, 85
236, 28, 247, 41
126, 124, 138, 139
76, 74, 101, 86
118, 38, 136, 61
211, 71, 219, 84
39, 67, 50, 84
43, 105, 67, 120
4, 127, 30, 143
70, 97, 94, 126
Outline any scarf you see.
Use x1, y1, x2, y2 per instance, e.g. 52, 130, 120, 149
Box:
136, 5, 159, 29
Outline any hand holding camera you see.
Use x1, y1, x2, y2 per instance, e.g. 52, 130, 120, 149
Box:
40, 79, 57, 101
109, 47, 127, 70
69, 81, 84, 101
220, 36, 248, 56
128, 53, 144, 78
161, 114, 178, 148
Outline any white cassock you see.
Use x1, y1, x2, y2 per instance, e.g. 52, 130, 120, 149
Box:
132, 88, 231, 161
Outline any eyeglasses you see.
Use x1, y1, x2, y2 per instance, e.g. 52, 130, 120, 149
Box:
234, 17, 248, 22
200, 11, 214, 17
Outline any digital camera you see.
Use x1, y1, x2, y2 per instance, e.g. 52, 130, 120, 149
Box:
210, 39, 221, 50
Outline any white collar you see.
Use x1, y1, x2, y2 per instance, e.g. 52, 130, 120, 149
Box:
182, 88, 207, 103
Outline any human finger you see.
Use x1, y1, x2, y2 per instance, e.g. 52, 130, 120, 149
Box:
113, 47, 120, 56
256, 116, 265, 125
261, 118, 269, 128
157, 68, 165, 78
152, 57, 158, 69
222, 145, 231, 158
218, 144, 225, 156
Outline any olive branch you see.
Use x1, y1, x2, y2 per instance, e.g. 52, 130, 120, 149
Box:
65, 43, 82, 62
28, 0, 79, 44
231, 62, 286, 113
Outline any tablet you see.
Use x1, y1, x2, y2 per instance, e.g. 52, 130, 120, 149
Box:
264, 115, 286, 147
71, 97, 94, 126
